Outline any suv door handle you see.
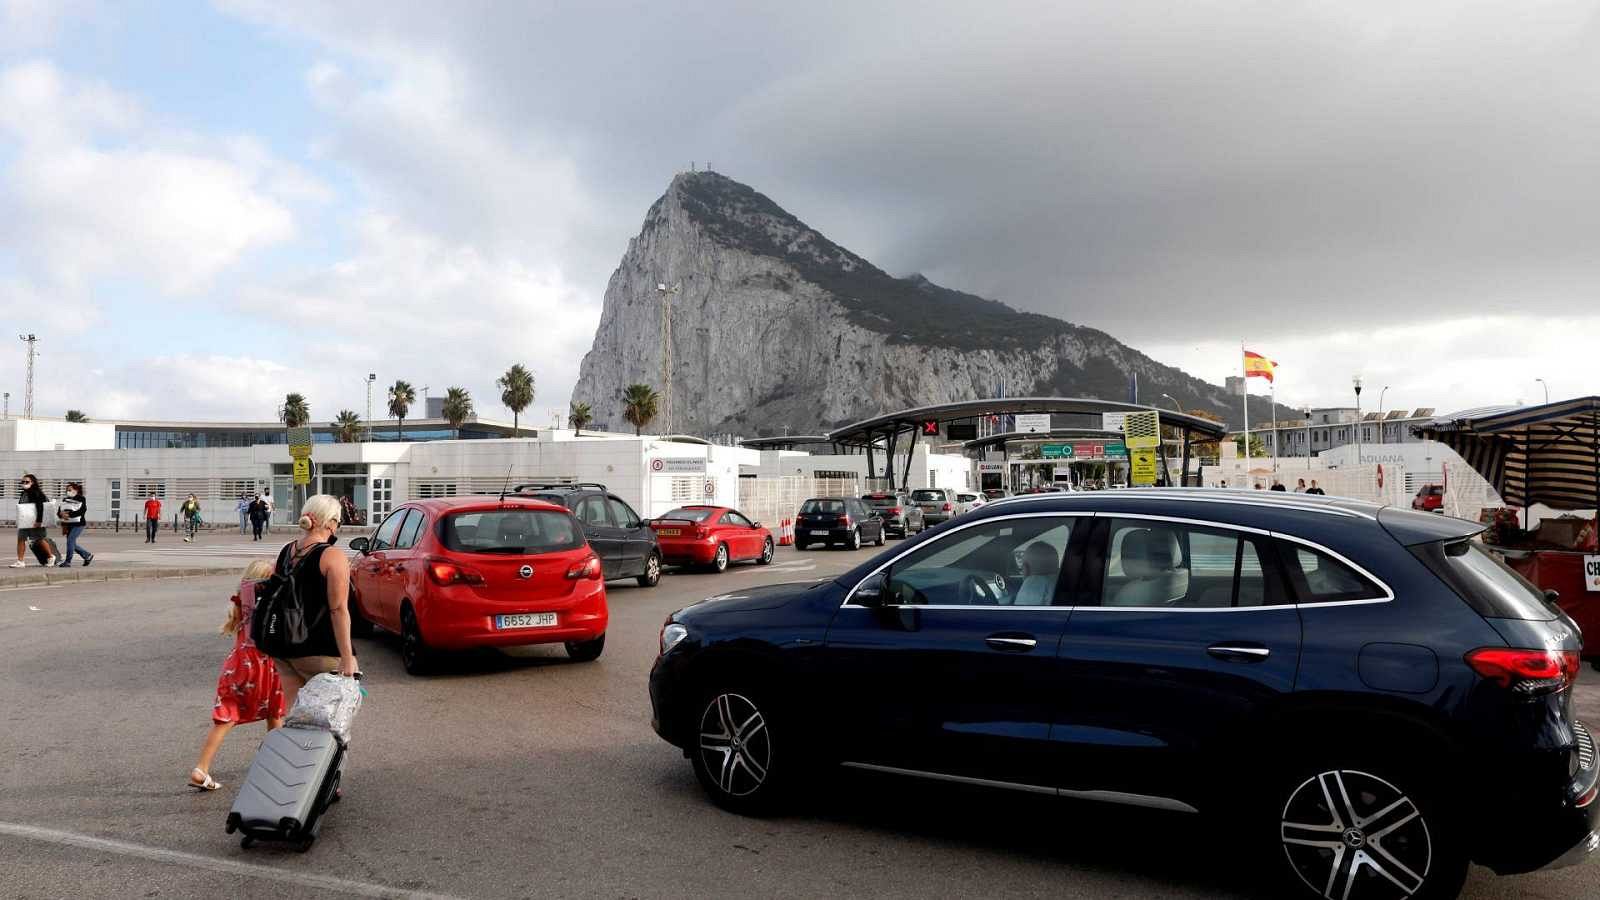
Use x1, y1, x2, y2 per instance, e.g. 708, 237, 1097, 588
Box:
986, 634, 1037, 652
1208, 644, 1270, 662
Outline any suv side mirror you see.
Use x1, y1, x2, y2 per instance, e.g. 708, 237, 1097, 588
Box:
348, 536, 370, 554
854, 571, 889, 607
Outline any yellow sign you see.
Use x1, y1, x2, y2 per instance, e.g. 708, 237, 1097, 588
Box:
1122, 410, 1161, 450
1129, 448, 1159, 485
287, 425, 313, 459
292, 457, 312, 486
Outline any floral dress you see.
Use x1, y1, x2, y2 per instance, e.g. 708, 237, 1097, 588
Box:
212, 581, 286, 725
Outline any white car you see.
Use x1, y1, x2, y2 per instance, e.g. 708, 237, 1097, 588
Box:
953, 491, 987, 516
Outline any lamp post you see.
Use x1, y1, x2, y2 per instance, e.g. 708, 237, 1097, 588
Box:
1377, 385, 1389, 445
1304, 408, 1312, 470
1352, 376, 1364, 465
365, 373, 376, 442
1535, 378, 1549, 405
1160, 393, 1182, 413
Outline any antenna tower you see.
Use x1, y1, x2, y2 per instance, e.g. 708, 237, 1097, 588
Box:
18, 333, 37, 418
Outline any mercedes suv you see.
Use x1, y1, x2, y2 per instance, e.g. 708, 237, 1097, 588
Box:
650, 489, 1597, 899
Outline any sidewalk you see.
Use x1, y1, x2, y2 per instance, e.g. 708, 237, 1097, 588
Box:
0, 528, 340, 589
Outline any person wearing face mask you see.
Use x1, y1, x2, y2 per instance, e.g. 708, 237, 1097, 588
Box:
56, 482, 93, 567
12, 474, 55, 568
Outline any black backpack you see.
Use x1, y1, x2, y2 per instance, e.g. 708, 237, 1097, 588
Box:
250, 541, 330, 658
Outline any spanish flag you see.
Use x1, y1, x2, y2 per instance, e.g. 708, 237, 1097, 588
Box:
1243, 350, 1277, 382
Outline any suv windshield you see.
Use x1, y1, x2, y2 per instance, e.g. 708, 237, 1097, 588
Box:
441, 510, 584, 554
801, 499, 845, 514
660, 507, 715, 521
911, 490, 943, 502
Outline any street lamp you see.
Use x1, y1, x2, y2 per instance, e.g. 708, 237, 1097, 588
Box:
1160, 393, 1182, 413
365, 373, 377, 442
1352, 376, 1364, 465
1377, 385, 1389, 445
1303, 407, 1312, 471
1535, 378, 1549, 405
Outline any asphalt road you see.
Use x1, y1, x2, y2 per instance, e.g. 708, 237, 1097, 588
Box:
2, 543, 1595, 899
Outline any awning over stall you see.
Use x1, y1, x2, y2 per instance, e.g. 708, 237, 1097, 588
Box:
1414, 397, 1600, 510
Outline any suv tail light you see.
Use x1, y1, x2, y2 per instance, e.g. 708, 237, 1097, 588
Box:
1465, 647, 1580, 695
428, 560, 486, 586
565, 554, 602, 580
942, 502, 953, 511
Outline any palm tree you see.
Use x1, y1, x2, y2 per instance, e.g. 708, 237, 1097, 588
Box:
620, 384, 661, 436
568, 401, 593, 436
496, 364, 535, 436
280, 393, 310, 428
387, 380, 416, 441
64, 410, 89, 423
332, 410, 363, 443
441, 387, 474, 438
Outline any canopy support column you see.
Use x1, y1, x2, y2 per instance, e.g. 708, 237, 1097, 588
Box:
902, 426, 920, 492
1182, 430, 1193, 488
866, 433, 876, 486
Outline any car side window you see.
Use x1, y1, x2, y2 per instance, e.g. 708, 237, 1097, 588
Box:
1279, 542, 1385, 603
372, 509, 408, 551
577, 496, 613, 529
880, 517, 1077, 607
1098, 518, 1282, 608
607, 497, 641, 529
394, 510, 426, 549
723, 510, 753, 528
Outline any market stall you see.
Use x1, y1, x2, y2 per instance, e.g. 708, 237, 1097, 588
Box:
1416, 398, 1600, 658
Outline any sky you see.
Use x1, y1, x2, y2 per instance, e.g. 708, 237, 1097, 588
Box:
1, 1, 1597, 426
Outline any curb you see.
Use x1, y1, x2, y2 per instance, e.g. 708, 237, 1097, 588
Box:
0, 567, 232, 590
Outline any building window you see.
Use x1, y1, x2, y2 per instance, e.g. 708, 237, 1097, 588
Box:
414, 480, 458, 499
132, 481, 166, 499
108, 479, 121, 521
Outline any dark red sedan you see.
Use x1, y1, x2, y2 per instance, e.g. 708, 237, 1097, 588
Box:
648, 506, 775, 572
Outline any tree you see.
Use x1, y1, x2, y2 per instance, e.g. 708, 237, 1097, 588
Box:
387, 380, 416, 441
64, 410, 89, 423
568, 401, 593, 436
496, 364, 535, 436
1234, 432, 1266, 458
441, 387, 474, 438
280, 393, 310, 428
332, 410, 363, 443
1184, 408, 1224, 464
620, 383, 661, 436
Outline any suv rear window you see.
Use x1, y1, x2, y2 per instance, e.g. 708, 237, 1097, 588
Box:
441, 510, 583, 554
911, 490, 943, 502
1413, 539, 1555, 621
801, 499, 845, 514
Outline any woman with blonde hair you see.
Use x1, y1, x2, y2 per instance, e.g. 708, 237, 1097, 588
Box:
268, 494, 360, 713
189, 558, 285, 791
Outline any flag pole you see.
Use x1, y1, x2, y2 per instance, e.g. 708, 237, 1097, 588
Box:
1271, 380, 1279, 476
1240, 342, 1250, 477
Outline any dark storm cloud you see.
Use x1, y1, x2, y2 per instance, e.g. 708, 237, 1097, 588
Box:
227, 0, 1600, 343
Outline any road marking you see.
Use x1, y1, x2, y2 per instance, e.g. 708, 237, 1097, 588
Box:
0, 821, 464, 899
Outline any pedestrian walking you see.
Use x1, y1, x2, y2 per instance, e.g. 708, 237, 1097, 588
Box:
236, 493, 251, 535
248, 494, 268, 541
12, 474, 56, 568
55, 482, 93, 567
143, 494, 163, 543
268, 494, 360, 714
188, 559, 286, 792
181, 493, 202, 542
1306, 480, 1326, 495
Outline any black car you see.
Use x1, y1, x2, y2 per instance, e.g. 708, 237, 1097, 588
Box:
514, 483, 661, 586
651, 489, 1598, 898
861, 491, 924, 538
794, 497, 885, 550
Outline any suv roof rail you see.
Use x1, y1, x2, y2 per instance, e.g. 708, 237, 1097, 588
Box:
513, 481, 608, 493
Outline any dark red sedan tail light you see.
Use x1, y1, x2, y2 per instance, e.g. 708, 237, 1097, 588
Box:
1465, 647, 1580, 695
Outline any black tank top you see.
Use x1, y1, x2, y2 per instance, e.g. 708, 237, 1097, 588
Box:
278, 539, 342, 659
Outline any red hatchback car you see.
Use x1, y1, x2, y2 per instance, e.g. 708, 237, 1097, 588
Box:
648, 506, 775, 572
347, 496, 608, 675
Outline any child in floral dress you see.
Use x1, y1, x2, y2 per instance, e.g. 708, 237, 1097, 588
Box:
189, 559, 285, 790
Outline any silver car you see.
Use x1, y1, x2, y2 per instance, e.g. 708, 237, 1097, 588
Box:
910, 487, 956, 525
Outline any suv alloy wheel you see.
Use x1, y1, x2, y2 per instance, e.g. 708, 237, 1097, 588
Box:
690, 688, 783, 814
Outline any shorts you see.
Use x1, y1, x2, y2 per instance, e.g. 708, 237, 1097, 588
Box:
273, 655, 343, 682
18, 527, 46, 541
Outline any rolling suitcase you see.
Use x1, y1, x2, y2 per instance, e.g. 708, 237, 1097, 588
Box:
30, 536, 60, 565
225, 726, 345, 851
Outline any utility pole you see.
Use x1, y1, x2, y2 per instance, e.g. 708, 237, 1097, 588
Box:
18, 334, 37, 418
2, 391, 9, 419
657, 281, 681, 434
365, 373, 376, 442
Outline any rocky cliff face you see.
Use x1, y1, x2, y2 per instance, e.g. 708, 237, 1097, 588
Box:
572, 172, 1282, 437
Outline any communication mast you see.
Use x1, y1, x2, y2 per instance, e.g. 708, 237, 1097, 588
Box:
18, 333, 36, 419
656, 281, 681, 433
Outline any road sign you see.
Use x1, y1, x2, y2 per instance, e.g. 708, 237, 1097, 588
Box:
292, 457, 312, 486
1015, 414, 1051, 434
1122, 411, 1161, 450
1586, 556, 1600, 593
704, 479, 716, 498
1041, 443, 1073, 459
649, 457, 705, 474
920, 420, 940, 436
287, 426, 313, 459
1129, 448, 1159, 485
1102, 412, 1128, 434
1105, 442, 1128, 459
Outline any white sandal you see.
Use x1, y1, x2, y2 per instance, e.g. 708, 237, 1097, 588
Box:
188, 768, 222, 791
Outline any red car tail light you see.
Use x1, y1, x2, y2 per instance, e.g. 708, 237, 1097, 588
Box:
889, 507, 902, 515
942, 502, 953, 511
838, 515, 852, 528
428, 560, 486, 586
565, 554, 602, 580
1465, 647, 1580, 695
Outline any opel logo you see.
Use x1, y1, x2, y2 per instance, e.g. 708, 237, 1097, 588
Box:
518, 565, 533, 579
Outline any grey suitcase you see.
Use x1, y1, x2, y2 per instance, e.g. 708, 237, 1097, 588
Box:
225, 726, 344, 851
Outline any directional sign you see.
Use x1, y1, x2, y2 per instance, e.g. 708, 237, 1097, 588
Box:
650, 457, 705, 474
1102, 412, 1128, 434
1105, 442, 1129, 459
1015, 414, 1052, 434
1122, 411, 1161, 450
292, 457, 312, 486
1129, 448, 1159, 485
1041, 444, 1073, 459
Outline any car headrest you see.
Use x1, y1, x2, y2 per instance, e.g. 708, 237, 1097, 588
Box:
1022, 542, 1060, 577
1120, 527, 1181, 579
497, 516, 532, 543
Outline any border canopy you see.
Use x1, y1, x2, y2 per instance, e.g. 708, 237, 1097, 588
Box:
1414, 397, 1600, 511
828, 397, 1227, 446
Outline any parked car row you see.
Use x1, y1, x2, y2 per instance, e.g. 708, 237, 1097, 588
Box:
796, 489, 993, 551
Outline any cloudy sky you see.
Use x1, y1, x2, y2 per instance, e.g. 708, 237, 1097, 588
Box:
2, 1, 1597, 425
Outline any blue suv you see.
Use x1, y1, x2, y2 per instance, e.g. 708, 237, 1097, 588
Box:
650, 489, 1598, 899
